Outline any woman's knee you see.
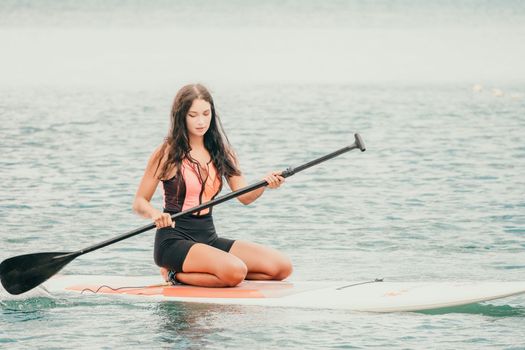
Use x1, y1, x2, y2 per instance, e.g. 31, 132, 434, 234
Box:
218, 258, 248, 287
259, 257, 293, 281
273, 257, 293, 280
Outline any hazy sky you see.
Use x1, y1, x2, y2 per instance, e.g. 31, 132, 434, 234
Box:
1, 1, 524, 87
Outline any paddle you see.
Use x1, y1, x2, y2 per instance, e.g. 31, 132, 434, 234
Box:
0, 133, 365, 295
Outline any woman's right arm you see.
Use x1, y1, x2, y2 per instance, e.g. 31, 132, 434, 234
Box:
132, 146, 174, 229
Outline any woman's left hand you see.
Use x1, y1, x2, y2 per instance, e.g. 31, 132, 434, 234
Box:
264, 171, 285, 189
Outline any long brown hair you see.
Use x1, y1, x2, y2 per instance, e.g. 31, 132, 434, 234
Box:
156, 84, 241, 180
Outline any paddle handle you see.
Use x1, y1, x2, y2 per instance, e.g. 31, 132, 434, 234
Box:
282, 133, 365, 177
79, 134, 365, 255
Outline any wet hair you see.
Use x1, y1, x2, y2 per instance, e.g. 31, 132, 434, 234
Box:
156, 84, 241, 180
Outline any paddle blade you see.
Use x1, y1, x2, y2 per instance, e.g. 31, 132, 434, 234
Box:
0, 252, 79, 295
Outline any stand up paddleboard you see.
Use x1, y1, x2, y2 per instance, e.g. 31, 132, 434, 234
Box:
42, 275, 525, 313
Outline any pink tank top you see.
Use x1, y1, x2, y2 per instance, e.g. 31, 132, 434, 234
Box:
162, 158, 223, 215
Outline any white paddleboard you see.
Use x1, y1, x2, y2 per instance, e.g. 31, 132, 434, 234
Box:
42, 275, 525, 313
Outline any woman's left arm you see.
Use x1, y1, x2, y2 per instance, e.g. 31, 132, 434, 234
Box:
227, 171, 285, 205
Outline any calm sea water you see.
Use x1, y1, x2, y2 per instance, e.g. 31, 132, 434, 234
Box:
1, 1, 525, 349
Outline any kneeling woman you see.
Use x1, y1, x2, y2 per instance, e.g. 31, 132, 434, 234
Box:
133, 84, 293, 287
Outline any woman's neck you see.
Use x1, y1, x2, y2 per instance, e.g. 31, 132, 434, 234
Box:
189, 135, 205, 150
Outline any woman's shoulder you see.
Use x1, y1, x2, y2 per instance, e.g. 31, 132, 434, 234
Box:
147, 142, 168, 163
147, 141, 177, 179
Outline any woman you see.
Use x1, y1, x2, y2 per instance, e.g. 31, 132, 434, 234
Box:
133, 84, 293, 287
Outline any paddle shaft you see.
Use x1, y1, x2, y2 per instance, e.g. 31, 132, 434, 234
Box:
78, 135, 365, 256
0, 134, 365, 295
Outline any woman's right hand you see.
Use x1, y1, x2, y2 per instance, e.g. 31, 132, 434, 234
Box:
151, 210, 175, 229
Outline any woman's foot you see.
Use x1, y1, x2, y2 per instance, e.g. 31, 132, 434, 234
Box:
160, 267, 180, 285
160, 267, 169, 282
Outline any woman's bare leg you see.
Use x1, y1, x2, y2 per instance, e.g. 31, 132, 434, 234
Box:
229, 240, 293, 280
171, 243, 248, 287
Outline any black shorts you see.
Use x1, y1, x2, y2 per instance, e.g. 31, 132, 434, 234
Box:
153, 212, 235, 273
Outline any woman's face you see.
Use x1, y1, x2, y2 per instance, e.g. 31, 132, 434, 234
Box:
186, 98, 212, 138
